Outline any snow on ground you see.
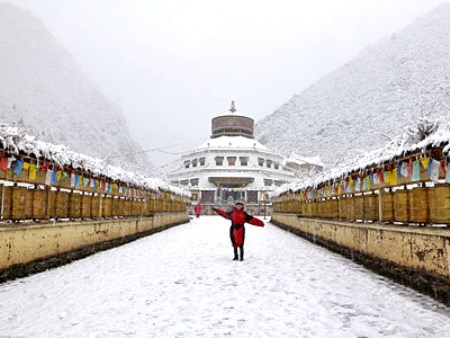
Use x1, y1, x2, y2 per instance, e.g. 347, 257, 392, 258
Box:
0, 216, 449, 337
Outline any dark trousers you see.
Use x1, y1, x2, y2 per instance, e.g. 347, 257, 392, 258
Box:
230, 225, 245, 260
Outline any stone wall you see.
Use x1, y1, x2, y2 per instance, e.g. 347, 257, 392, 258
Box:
0, 212, 189, 282
271, 213, 450, 305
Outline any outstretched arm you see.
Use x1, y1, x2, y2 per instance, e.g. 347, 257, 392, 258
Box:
212, 207, 231, 219
244, 212, 264, 227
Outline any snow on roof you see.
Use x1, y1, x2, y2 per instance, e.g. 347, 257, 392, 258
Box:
272, 125, 450, 197
196, 136, 269, 152
0, 124, 190, 197
285, 153, 324, 167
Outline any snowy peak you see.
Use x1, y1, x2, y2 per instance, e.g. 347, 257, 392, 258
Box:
255, 3, 450, 167
0, 3, 153, 173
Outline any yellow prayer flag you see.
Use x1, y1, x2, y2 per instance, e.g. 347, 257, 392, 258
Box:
391, 169, 398, 185
28, 164, 37, 180
384, 171, 390, 185
57, 170, 62, 181
365, 176, 370, 190
349, 177, 354, 187
420, 157, 430, 170
23, 162, 30, 170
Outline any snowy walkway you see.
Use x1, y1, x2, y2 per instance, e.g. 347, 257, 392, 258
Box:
0, 216, 449, 337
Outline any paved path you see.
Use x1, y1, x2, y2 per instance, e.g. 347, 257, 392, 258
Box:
0, 216, 449, 337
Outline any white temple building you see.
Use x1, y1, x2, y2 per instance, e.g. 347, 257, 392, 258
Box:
168, 102, 311, 215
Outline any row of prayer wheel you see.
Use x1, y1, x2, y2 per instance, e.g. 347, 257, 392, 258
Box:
273, 184, 450, 224
1, 186, 186, 221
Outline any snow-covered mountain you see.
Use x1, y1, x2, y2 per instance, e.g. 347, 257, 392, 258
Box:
255, 3, 450, 168
0, 3, 153, 173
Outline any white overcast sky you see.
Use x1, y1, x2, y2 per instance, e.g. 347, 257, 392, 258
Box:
6, 0, 447, 169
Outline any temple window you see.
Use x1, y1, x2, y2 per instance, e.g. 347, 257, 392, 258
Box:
258, 158, 264, 166
183, 160, 190, 168
264, 179, 273, 186
215, 156, 224, 166
227, 156, 236, 166
239, 156, 248, 166
199, 158, 206, 166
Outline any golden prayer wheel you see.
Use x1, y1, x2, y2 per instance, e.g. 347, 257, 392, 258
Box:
363, 193, 379, 221
2, 186, 12, 220
81, 194, 92, 218
25, 188, 34, 219
380, 191, 394, 222
91, 195, 101, 218
46, 189, 55, 219
311, 201, 318, 217
338, 198, 345, 219
69, 193, 82, 219
428, 184, 450, 224
318, 199, 326, 218
408, 188, 428, 224
102, 195, 112, 218
118, 198, 126, 216
331, 199, 339, 219
55, 190, 70, 218
300, 203, 307, 216
110, 197, 118, 217
294, 201, 301, 214
354, 195, 364, 220
304, 202, 311, 217
126, 199, 133, 215
11, 186, 28, 220
345, 196, 355, 220
32, 189, 47, 220
394, 189, 409, 223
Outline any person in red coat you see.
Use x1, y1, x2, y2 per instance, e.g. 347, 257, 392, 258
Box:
213, 202, 264, 261
194, 203, 202, 218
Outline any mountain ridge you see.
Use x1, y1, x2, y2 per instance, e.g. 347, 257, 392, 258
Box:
255, 3, 450, 167
0, 3, 153, 173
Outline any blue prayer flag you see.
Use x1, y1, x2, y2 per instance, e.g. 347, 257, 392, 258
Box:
13, 160, 23, 176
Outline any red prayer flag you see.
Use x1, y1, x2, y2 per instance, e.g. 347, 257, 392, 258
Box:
440, 160, 447, 178
378, 171, 384, 184
0, 157, 8, 172
39, 162, 50, 171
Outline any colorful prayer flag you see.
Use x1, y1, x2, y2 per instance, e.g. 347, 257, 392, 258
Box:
391, 169, 398, 185
430, 159, 440, 182
51, 170, 58, 184
400, 162, 409, 177
0, 157, 8, 172
420, 157, 430, 171
45, 169, 53, 185
29, 164, 37, 180
412, 160, 421, 182
446, 163, 450, 183
13, 160, 23, 176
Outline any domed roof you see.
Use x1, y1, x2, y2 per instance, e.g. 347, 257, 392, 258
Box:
196, 136, 268, 151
